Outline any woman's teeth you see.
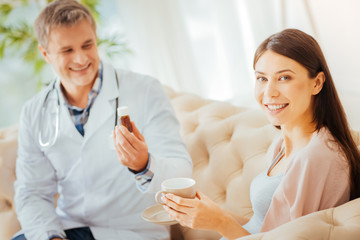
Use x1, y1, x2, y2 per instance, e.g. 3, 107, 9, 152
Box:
267, 104, 287, 111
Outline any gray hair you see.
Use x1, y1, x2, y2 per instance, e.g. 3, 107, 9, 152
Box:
34, 0, 96, 48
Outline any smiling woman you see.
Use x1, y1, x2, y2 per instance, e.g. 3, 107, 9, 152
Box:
162, 28, 360, 240
252, 28, 360, 231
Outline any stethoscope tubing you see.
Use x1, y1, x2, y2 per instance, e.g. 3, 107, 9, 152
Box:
38, 80, 60, 148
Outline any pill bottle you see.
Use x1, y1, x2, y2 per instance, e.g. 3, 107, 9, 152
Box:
117, 106, 133, 132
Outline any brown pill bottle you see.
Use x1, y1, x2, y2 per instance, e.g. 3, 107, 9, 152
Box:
117, 106, 133, 132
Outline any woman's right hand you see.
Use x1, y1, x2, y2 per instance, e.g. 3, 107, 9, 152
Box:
163, 190, 229, 231
162, 190, 250, 239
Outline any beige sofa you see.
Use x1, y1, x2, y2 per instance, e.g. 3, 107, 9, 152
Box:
1, 87, 360, 240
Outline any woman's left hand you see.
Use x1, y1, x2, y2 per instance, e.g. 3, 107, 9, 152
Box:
162, 190, 228, 231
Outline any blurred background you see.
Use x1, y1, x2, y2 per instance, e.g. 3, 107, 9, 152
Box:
1, 0, 360, 130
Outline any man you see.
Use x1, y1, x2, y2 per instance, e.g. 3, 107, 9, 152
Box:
12, 0, 192, 239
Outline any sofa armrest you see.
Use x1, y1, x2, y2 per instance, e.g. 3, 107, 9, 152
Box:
239, 198, 360, 240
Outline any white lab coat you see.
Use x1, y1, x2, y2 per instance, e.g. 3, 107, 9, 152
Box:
14, 62, 192, 240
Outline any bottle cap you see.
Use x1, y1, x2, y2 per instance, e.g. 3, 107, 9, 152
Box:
117, 106, 130, 117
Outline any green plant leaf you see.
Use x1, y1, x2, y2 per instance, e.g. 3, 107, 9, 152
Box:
80, 0, 100, 22
0, 40, 5, 58
34, 58, 46, 74
0, 3, 13, 17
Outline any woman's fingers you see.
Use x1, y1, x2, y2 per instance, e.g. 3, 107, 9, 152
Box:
163, 194, 194, 214
164, 193, 196, 208
163, 205, 193, 226
163, 190, 226, 231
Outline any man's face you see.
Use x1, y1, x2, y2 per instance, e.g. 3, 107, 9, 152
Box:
39, 19, 100, 93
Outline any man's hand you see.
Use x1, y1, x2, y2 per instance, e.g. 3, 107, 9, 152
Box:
113, 121, 149, 172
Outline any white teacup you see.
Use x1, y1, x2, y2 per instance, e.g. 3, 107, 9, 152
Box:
155, 177, 196, 205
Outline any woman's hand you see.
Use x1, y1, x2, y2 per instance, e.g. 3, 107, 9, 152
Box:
162, 190, 228, 231
163, 190, 251, 239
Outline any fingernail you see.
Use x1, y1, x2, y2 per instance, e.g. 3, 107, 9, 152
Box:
120, 125, 127, 133
161, 196, 166, 202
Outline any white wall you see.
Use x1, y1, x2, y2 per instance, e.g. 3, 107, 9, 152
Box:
117, 0, 360, 130
1, 0, 360, 131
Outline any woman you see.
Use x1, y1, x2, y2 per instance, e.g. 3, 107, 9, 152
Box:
162, 29, 360, 239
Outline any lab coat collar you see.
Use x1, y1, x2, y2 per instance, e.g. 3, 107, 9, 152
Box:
55, 62, 119, 142
51, 79, 83, 141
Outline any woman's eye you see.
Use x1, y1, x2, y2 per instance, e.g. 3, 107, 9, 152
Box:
257, 76, 267, 82
83, 44, 92, 49
279, 76, 290, 81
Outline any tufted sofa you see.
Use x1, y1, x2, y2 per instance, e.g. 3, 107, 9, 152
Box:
0, 125, 20, 240
1, 87, 360, 240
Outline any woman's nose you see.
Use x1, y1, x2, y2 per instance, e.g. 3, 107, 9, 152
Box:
264, 80, 279, 97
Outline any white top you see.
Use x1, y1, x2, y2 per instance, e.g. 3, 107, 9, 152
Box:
242, 170, 284, 234
219, 170, 283, 240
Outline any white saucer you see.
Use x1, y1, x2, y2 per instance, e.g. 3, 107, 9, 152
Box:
142, 204, 178, 225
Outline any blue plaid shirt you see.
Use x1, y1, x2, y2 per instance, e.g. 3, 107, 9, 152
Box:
61, 64, 103, 136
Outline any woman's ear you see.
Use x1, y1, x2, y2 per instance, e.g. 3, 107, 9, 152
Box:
312, 72, 325, 95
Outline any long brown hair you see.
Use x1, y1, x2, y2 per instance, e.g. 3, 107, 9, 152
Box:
254, 28, 360, 200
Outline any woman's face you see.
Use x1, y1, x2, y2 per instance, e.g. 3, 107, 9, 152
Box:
254, 50, 323, 130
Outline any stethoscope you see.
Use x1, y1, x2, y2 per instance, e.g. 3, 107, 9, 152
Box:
38, 70, 119, 148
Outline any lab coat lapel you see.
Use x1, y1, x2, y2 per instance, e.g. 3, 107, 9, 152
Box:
83, 64, 119, 142
56, 82, 84, 141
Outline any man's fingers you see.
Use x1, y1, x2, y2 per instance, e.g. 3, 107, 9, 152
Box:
131, 121, 145, 141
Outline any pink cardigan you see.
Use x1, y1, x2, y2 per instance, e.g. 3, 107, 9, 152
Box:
260, 128, 350, 232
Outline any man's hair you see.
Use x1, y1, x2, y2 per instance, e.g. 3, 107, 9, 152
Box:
34, 0, 96, 48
